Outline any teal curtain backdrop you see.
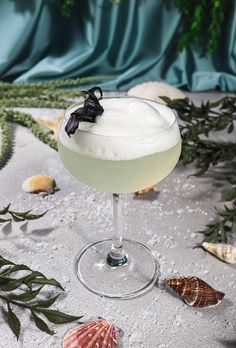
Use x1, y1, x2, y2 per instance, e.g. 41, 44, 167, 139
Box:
0, 0, 236, 91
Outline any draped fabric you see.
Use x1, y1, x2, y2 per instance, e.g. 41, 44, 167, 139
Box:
0, 0, 236, 91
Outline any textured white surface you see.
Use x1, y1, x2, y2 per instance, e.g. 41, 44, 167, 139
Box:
0, 92, 235, 348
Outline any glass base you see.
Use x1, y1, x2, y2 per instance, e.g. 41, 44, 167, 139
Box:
75, 239, 159, 299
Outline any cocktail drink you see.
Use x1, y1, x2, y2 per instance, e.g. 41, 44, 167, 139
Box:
58, 90, 181, 298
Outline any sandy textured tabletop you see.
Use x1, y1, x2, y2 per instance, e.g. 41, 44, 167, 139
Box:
0, 92, 235, 348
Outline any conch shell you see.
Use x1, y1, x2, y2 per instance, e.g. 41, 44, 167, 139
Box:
22, 175, 57, 194
202, 242, 236, 264
63, 319, 119, 348
165, 276, 225, 308
128, 81, 186, 104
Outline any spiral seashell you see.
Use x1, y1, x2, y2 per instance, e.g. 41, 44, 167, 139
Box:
165, 276, 225, 308
22, 175, 56, 194
202, 242, 236, 264
127, 81, 186, 104
63, 319, 119, 348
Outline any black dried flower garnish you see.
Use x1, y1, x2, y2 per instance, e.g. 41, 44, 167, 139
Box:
65, 87, 104, 137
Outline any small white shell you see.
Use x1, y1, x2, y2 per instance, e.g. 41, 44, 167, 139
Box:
128, 81, 186, 104
22, 175, 56, 194
202, 242, 236, 264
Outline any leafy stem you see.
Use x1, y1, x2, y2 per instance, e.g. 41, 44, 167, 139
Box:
0, 203, 47, 223
0, 255, 82, 339
162, 96, 236, 243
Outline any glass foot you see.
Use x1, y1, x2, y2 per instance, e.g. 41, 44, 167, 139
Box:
75, 239, 159, 299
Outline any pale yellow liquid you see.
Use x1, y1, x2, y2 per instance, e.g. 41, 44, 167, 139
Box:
58, 140, 181, 193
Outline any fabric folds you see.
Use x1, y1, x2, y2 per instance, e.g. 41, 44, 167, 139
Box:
0, 0, 235, 91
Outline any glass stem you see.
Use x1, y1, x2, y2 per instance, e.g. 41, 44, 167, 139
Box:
106, 194, 128, 267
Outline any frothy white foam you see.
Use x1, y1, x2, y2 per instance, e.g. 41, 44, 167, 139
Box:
59, 97, 180, 160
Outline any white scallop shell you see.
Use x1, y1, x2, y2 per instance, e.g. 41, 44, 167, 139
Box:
128, 81, 186, 104
202, 242, 236, 264
22, 175, 56, 194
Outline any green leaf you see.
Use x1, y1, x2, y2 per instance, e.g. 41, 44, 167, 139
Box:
10, 213, 25, 222
23, 211, 47, 220
227, 122, 234, 133
0, 277, 12, 285
32, 295, 60, 309
0, 203, 11, 215
1, 264, 30, 276
31, 311, 54, 335
38, 308, 82, 324
204, 228, 219, 243
7, 304, 21, 340
9, 210, 32, 217
0, 278, 24, 291
232, 220, 236, 235
0, 256, 15, 267
28, 278, 64, 291
0, 217, 11, 223
9, 210, 47, 220
220, 222, 227, 243
194, 165, 209, 176
9, 287, 43, 302
24, 271, 45, 280
226, 187, 236, 201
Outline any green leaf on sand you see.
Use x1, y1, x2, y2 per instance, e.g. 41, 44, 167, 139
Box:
7, 304, 21, 340
38, 308, 82, 324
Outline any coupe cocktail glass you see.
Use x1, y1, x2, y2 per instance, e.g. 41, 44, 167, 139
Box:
58, 97, 181, 298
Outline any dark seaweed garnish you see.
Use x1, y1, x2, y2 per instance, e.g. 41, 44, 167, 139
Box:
65, 87, 104, 137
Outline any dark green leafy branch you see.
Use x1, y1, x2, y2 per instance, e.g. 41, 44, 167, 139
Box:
0, 203, 47, 223
170, 0, 231, 53
202, 178, 236, 242
162, 96, 236, 243
201, 202, 236, 243
0, 255, 82, 339
161, 96, 236, 175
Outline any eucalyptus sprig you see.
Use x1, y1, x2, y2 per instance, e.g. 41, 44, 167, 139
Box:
0, 255, 82, 339
0, 203, 47, 224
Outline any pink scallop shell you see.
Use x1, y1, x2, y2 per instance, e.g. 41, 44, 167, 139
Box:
63, 319, 119, 348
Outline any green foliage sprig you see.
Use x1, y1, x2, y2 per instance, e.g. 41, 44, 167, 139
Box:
161, 96, 236, 175
171, 0, 230, 53
0, 255, 82, 339
0, 203, 47, 223
0, 116, 12, 169
162, 96, 236, 242
59, 0, 76, 16
202, 178, 236, 243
